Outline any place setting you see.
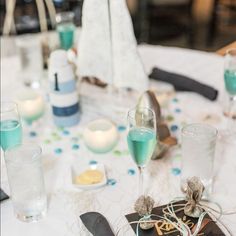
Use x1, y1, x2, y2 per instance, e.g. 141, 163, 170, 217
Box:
1, 0, 236, 236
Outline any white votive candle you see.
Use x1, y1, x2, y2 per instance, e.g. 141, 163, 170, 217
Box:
83, 119, 119, 153
16, 89, 45, 123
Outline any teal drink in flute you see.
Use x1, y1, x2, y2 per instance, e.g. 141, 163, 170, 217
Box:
0, 102, 22, 151
127, 107, 157, 197
224, 69, 236, 96
127, 127, 156, 167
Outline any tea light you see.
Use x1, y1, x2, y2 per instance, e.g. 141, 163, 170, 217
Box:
16, 89, 45, 123
83, 119, 119, 153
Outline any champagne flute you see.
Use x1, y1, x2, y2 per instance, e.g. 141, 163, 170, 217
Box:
127, 107, 157, 197
0, 102, 23, 151
224, 48, 236, 136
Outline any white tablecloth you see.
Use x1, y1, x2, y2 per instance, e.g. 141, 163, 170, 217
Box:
1, 40, 236, 236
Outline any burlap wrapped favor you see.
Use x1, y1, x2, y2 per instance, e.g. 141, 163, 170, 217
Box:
134, 195, 155, 230
184, 176, 205, 218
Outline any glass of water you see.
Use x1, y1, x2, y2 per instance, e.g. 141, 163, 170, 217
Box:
16, 35, 43, 89
5, 143, 47, 222
181, 123, 217, 198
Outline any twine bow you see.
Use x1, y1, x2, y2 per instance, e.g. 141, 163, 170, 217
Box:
183, 176, 205, 218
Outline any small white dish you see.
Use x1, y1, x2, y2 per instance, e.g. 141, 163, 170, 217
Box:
71, 163, 107, 190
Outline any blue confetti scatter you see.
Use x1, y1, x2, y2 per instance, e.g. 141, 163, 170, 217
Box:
63, 130, 70, 135
71, 137, 79, 143
172, 98, 179, 103
118, 125, 126, 132
72, 144, 80, 150
171, 168, 181, 176
54, 148, 63, 154
29, 131, 37, 137
170, 125, 178, 132
128, 169, 136, 176
107, 179, 117, 186
89, 160, 97, 165
175, 108, 181, 113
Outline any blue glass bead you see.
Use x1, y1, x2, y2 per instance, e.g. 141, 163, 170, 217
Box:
170, 125, 178, 132
54, 148, 62, 154
128, 169, 136, 176
89, 160, 97, 165
175, 108, 181, 113
171, 168, 181, 176
72, 144, 80, 150
118, 125, 126, 132
107, 179, 117, 186
172, 98, 179, 103
29, 131, 37, 137
62, 130, 70, 135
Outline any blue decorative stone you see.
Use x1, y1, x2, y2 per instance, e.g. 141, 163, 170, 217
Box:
175, 108, 181, 113
72, 144, 80, 150
170, 124, 178, 132
54, 148, 63, 154
71, 137, 79, 142
128, 169, 136, 176
89, 160, 97, 165
62, 130, 70, 135
171, 168, 181, 176
172, 98, 179, 103
29, 131, 37, 137
118, 125, 126, 132
107, 179, 117, 186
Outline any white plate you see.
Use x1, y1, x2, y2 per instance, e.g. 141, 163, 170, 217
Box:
71, 163, 107, 190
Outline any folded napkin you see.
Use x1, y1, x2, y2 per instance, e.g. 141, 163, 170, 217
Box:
0, 188, 9, 202
80, 212, 115, 236
149, 67, 218, 101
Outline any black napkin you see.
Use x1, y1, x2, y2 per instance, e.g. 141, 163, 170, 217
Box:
80, 212, 115, 236
149, 67, 218, 101
0, 188, 9, 202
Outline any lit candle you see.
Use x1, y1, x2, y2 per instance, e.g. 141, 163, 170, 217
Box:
16, 89, 45, 123
83, 119, 119, 153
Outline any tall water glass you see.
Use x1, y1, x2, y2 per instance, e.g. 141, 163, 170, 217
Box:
5, 144, 47, 222
16, 35, 43, 89
181, 123, 217, 198
0, 102, 22, 151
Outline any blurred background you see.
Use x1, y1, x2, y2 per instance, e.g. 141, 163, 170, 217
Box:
0, 0, 235, 51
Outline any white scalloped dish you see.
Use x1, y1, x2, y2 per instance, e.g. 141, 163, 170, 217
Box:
71, 163, 107, 190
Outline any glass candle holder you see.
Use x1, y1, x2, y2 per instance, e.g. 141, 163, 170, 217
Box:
83, 119, 119, 153
181, 123, 218, 198
56, 12, 75, 50
16, 89, 45, 124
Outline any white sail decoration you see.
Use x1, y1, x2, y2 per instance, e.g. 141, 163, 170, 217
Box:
78, 0, 148, 92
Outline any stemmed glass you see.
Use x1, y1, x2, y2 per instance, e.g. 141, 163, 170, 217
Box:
0, 102, 23, 151
223, 48, 236, 138
127, 107, 157, 197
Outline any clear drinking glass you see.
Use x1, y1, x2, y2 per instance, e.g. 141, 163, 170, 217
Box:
181, 123, 218, 198
16, 35, 43, 89
127, 107, 157, 197
56, 12, 75, 50
4, 144, 47, 222
0, 102, 22, 151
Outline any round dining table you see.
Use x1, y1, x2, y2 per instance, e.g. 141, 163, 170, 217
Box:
1, 34, 236, 236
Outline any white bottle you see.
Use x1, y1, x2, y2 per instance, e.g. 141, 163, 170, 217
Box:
49, 50, 80, 127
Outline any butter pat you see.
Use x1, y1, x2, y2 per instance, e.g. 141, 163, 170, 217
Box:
75, 170, 104, 185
